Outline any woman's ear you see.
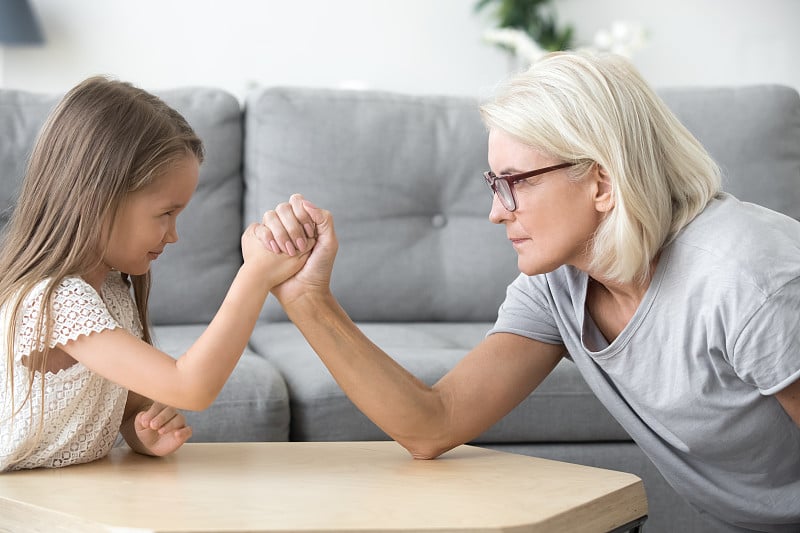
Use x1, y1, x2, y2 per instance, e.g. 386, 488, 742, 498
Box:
593, 164, 615, 213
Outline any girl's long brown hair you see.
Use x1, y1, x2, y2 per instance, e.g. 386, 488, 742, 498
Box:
1, 76, 204, 459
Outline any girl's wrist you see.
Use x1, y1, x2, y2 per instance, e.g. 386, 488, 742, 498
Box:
236, 262, 276, 294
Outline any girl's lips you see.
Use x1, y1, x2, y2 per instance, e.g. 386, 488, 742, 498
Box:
148, 251, 161, 260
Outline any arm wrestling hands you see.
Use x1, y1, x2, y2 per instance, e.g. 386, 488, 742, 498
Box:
259, 194, 337, 307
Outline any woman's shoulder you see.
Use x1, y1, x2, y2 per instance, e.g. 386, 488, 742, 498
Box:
688, 192, 798, 233
506, 266, 585, 313
670, 193, 800, 292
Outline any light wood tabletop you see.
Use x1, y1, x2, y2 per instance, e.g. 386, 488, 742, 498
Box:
0, 441, 647, 533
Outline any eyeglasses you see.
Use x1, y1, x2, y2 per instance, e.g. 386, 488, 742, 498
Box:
483, 162, 576, 212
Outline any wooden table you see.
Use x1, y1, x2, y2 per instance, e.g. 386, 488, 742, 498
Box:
0, 441, 647, 533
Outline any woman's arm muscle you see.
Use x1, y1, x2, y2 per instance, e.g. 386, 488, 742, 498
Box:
429, 331, 563, 456
286, 291, 564, 459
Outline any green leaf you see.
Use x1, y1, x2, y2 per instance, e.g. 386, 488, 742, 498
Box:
475, 0, 574, 51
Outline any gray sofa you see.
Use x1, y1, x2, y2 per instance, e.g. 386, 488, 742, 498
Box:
2, 83, 798, 533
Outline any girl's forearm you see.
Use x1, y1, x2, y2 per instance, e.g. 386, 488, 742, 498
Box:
175, 263, 272, 407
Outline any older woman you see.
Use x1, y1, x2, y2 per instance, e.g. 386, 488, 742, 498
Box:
262, 51, 800, 532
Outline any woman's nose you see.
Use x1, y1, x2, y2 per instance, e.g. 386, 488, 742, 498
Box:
488, 193, 511, 224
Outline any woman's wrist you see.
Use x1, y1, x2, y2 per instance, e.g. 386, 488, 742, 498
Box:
282, 285, 335, 318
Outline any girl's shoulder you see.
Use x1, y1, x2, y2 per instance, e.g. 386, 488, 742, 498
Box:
23, 272, 132, 307
11, 276, 119, 362
21, 276, 100, 307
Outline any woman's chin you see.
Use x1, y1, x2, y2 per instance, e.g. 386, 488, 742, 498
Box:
517, 259, 558, 277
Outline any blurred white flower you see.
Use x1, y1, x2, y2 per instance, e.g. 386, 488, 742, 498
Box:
482, 19, 647, 73
483, 27, 547, 67
592, 21, 647, 58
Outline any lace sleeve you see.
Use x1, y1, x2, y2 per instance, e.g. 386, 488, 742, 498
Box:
15, 277, 120, 361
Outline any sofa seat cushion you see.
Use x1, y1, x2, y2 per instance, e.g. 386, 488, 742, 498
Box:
249, 322, 629, 443
153, 325, 291, 442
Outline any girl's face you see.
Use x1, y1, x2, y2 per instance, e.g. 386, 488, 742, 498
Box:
100, 155, 199, 278
486, 129, 605, 276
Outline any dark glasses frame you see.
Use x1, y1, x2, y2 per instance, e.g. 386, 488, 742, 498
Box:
483, 162, 576, 211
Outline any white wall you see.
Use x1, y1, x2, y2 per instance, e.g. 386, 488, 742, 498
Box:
4, 0, 799, 99
557, 0, 800, 90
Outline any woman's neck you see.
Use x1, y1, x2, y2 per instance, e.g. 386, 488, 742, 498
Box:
584, 257, 659, 343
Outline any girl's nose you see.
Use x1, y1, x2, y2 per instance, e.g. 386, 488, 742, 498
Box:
165, 220, 179, 244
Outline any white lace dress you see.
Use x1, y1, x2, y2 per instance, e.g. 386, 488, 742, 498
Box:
0, 272, 142, 471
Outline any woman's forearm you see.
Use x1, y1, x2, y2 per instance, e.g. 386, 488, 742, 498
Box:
284, 291, 456, 457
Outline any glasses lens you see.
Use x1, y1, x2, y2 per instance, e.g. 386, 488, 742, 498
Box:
495, 179, 515, 211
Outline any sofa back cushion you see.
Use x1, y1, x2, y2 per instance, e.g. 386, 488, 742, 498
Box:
147, 89, 244, 325
246, 85, 800, 323
246, 88, 518, 322
659, 85, 800, 221
0, 87, 243, 325
0, 90, 54, 229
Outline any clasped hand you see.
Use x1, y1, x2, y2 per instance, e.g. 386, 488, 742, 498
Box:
257, 193, 337, 303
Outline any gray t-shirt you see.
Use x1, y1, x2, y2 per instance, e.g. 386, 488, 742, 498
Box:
489, 193, 800, 532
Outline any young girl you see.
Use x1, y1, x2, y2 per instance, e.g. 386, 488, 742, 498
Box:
0, 77, 315, 471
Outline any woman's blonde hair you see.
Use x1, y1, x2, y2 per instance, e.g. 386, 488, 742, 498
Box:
1, 76, 203, 453
480, 51, 721, 284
